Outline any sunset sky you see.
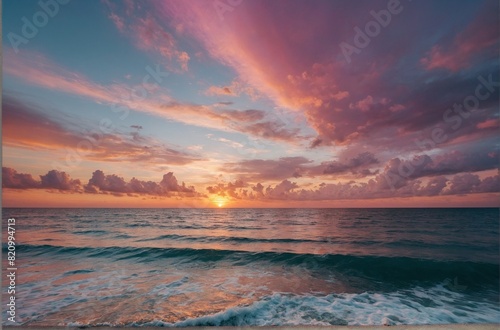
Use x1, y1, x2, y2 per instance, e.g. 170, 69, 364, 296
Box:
2, 0, 499, 208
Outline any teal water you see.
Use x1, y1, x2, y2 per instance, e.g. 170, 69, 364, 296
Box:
2, 208, 499, 326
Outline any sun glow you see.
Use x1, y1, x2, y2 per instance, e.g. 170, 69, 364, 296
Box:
212, 196, 228, 208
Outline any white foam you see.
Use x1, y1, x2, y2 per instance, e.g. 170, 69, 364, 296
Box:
138, 284, 500, 327
10, 267, 500, 327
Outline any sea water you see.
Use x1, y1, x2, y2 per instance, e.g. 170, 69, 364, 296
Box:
2, 208, 499, 326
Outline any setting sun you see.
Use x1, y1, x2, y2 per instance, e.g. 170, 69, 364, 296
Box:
212, 196, 228, 208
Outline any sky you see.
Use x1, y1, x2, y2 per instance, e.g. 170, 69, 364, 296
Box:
2, 0, 499, 208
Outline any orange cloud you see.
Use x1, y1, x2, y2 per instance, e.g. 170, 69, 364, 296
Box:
2, 96, 202, 166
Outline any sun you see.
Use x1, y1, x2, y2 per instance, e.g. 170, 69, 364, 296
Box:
212, 196, 228, 208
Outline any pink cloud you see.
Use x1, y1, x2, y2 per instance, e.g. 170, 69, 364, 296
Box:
350, 95, 374, 112
389, 104, 405, 112
221, 149, 497, 184
332, 91, 349, 101
153, 2, 356, 144
420, 3, 499, 72
4, 50, 115, 104
206, 179, 246, 199
154, 0, 498, 153
380, 149, 498, 188
207, 172, 499, 201
444, 173, 481, 195
3, 167, 80, 191
155, 2, 397, 145
321, 152, 379, 176
2, 167, 40, 189
476, 119, 499, 129
134, 16, 190, 71
205, 85, 236, 96
40, 170, 81, 191
209, 148, 499, 200
265, 180, 299, 199
104, 1, 190, 72
85, 170, 199, 196
223, 157, 312, 181
3, 166, 202, 198
205, 80, 258, 99
109, 12, 125, 32
421, 45, 462, 72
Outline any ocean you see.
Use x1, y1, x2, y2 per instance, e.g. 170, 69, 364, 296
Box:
2, 208, 499, 326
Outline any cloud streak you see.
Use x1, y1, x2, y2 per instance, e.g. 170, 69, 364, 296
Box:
4, 50, 302, 143
2, 96, 202, 166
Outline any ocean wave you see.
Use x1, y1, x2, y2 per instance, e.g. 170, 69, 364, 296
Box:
137, 234, 331, 244
68, 287, 500, 327
8, 244, 499, 287
73, 230, 109, 236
